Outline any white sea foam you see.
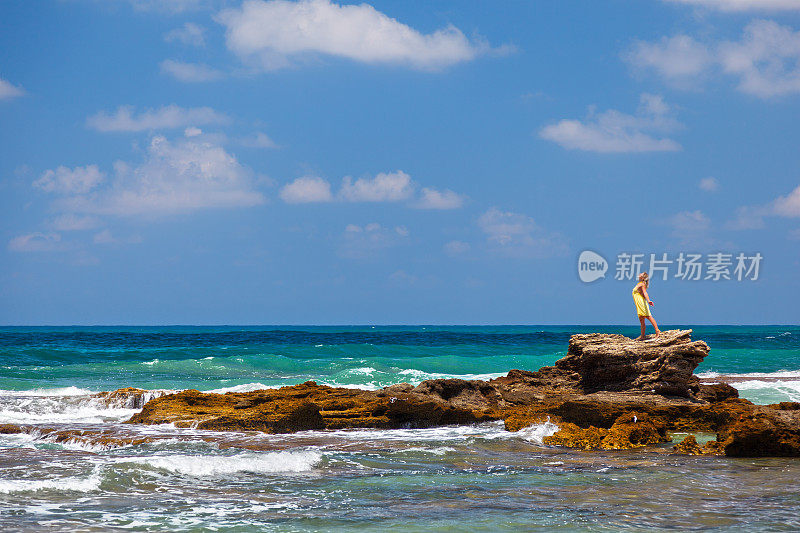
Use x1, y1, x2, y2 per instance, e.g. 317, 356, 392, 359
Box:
203, 383, 278, 394
0, 386, 95, 397
130, 450, 322, 476
0, 470, 101, 494
515, 420, 560, 444
698, 370, 800, 380
397, 368, 506, 384
321, 421, 520, 442
731, 380, 800, 403
0, 386, 175, 424
392, 446, 457, 455
698, 370, 800, 403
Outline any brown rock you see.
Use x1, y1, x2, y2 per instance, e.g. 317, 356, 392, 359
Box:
715, 408, 800, 457
542, 412, 668, 450
116, 329, 799, 458
696, 382, 739, 403
127, 381, 498, 432
673, 434, 703, 455
553, 329, 709, 396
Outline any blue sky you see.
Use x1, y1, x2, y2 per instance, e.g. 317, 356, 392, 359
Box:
1, 0, 799, 325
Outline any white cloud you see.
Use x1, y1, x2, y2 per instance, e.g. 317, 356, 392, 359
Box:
239, 131, 278, 148
58, 135, 265, 216
444, 240, 470, 255
33, 165, 105, 195
279, 170, 465, 208
340, 222, 408, 258
664, 0, 800, 11
160, 59, 224, 82
50, 213, 102, 231
626, 35, 713, 87
339, 171, 415, 202
92, 229, 116, 244
217, 0, 495, 70
668, 210, 714, 246
7, 232, 63, 253
414, 187, 465, 209
727, 205, 769, 229
389, 269, 417, 284
478, 207, 567, 257
626, 20, 800, 98
699, 177, 720, 192
726, 184, 800, 229
125, 0, 208, 13
539, 94, 682, 153
0, 77, 25, 100
279, 176, 333, 203
719, 20, 800, 98
773, 184, 800, 217
165, 22, 206, 46
87, 105, 229, 132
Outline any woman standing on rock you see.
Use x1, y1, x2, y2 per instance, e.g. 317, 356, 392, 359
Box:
633, 272, 661, 340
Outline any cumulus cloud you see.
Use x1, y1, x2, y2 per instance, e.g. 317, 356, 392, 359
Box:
668, 210, 715, 247
626, 20, 800, 98
217, 0, 497, 70
478, 207, 567, 257
719, 20, 800, 98
160, 59, 224, 82
626, 35, 714, 87
699, 177, 720, 192
0, 77, 25, 100
279, 176, 334, 203
339, 171, 415, 202
279, 171, 466, 208
7, 232, 63, 253
727, 184, 800, 229
773, 184, 800, 217
33, 165, 105, 195
539, 94, 682, 153
87, 105, 229, 132
164, 22, 206, 46
663, 0, 800, 11
414, 188, 465, 210
53, 136, 264, 216
239, 131, 278, 148
340, 222, 409, 258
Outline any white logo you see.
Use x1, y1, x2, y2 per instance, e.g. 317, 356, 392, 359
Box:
578, 250, 608, 283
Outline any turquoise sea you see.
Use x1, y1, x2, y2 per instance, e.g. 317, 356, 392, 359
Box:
0, 325, 798, 531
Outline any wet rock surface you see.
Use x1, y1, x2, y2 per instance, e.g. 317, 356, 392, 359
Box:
121, 329, 799, 457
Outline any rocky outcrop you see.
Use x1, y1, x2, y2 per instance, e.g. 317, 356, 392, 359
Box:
714, 407, 800, 457
554, 329, 709, 396
543, 412, 669, 450
127, 382, 498, 432
121, 329, 800, 457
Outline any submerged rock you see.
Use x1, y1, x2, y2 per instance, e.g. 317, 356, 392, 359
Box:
120, 329, 800, 457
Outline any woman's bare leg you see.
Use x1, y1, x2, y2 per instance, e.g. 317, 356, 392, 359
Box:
636, 316, 646, 340
647, 316, 661, 336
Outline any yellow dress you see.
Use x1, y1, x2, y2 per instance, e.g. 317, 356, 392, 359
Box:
632, 287, 650, 317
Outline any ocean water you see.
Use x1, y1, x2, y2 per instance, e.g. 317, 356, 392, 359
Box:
0, 325, 798, 531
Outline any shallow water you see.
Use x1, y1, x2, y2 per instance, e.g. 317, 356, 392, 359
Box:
2, 421, 799, 532
0, 326, 798, 531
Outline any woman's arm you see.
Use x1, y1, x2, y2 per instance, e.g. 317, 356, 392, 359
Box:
643, 287, 654, 306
